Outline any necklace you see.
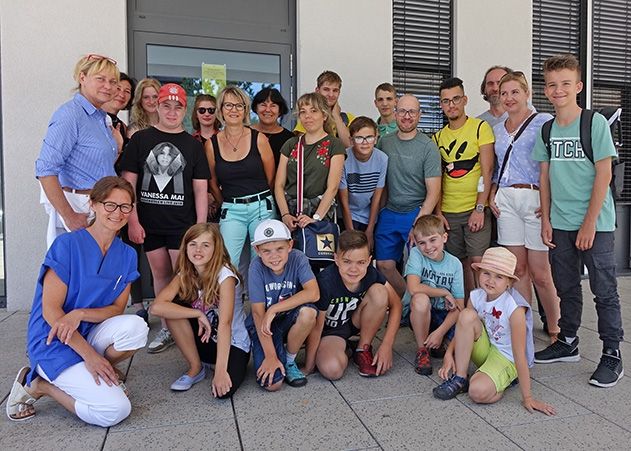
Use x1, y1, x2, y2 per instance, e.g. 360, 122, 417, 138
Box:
506, 109, 533, 136
224, 128, 245, 152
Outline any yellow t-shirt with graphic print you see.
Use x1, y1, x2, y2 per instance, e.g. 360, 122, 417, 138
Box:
432, 117, 494, 213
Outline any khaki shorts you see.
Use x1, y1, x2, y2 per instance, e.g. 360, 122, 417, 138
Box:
444, 209, 491, 259
470, 326, 518, 392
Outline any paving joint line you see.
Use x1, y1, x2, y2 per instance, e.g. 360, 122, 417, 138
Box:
329, 379, 384, 450
230, 396, 245, 451
533, 376, 631, 434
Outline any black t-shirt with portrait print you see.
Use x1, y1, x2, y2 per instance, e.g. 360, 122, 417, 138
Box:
121, 126, 210, 235
315, 263, 387, 331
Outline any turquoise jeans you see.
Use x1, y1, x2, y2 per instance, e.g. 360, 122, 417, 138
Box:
219, 192, 276, 266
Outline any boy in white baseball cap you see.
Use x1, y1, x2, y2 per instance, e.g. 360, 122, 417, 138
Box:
245, 219, 320, 390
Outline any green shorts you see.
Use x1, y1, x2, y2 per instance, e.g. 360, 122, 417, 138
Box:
470, 327, 517, 392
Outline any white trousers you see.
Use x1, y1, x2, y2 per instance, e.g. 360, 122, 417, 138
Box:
37, 315, 149, 427
40, 188, 91, 249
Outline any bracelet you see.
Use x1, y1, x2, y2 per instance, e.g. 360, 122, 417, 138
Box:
281, 213, 290, 218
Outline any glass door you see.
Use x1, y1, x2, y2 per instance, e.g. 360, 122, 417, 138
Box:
132, 32, 294, 129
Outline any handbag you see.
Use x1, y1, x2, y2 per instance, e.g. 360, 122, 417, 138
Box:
291, 137, 339, 262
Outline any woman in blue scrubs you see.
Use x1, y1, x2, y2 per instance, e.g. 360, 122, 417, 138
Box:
6, 176, 149, 427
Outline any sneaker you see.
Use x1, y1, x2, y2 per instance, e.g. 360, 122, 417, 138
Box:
170, 367, 206, 391
589, 349, 624, 388
353, 344, 378, 377
415, 346, 432, 375
534, 336, 580, 363
147, 328, 174, 354
135, 308, 149, 325
433, 375, 469, 400
284, 361, 307, 387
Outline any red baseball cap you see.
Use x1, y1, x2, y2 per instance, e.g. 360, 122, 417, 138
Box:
158, 83, 187, 108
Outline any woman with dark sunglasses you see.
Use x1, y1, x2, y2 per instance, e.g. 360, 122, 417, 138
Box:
191, 94, 221, 145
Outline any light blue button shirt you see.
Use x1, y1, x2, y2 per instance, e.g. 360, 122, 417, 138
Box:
35, 93, 117, 189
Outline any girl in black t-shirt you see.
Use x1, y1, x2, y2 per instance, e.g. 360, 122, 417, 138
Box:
122, 83, 210, 352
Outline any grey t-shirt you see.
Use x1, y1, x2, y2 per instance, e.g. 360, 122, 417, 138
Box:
477, 110, 508, 128
378, 131, 442, 213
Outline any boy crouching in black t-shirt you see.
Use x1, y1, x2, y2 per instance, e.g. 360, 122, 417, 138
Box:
304, 230, 402, 379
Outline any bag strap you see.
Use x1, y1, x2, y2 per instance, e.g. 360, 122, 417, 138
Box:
498, 113, 539, 184
296, 137, 304, 215
579, 109, 595, 164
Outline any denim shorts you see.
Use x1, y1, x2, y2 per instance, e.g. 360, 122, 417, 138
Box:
246, 303, 318, 387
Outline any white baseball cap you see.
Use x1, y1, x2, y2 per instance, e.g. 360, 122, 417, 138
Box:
252, 219, 292, 246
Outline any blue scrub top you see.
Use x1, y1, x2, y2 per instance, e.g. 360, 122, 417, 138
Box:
26, 229, 139, 383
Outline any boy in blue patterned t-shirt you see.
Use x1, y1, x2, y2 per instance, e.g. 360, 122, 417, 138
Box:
338, 116, 388, 250
403, 215, 465, 376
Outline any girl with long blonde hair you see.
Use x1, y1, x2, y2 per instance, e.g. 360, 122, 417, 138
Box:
149, 223, 250, 397
127, 78, 161, 137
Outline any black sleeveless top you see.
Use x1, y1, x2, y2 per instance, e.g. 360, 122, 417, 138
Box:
211, 128, 269, 199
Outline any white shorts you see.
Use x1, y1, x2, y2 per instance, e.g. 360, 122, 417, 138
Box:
36, 315, 149, 427
495, 187, 548, 252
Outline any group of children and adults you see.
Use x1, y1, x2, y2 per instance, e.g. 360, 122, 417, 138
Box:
5, 51, 623, 427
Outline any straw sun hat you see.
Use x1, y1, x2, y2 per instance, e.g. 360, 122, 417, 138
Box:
471, 247, 520, 281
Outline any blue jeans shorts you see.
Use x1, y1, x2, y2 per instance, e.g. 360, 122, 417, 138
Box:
246, 303, 318, 386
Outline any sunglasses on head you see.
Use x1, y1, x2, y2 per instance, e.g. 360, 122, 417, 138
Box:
86, 54, 117, 65
197, 107, 216, 115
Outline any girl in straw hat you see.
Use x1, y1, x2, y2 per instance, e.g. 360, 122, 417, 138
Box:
433, 246, 556, 415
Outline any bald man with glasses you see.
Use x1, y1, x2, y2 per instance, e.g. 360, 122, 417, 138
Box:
374, 94, 442, 300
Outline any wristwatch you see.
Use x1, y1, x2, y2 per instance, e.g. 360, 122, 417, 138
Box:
475, 204, 485, 213
313, 213, 321, 221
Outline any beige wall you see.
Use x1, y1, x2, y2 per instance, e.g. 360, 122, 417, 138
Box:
0, 0, 128, 310
296, 0, 392, 119
453, 0, 533, 116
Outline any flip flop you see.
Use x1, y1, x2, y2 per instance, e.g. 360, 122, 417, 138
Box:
6, 366, 37, 422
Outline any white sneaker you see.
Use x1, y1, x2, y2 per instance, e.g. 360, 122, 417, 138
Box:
147, 328, 174, 354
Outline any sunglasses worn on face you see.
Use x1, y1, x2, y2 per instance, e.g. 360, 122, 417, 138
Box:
197, 107, 216, 115
100, 201, 133, 214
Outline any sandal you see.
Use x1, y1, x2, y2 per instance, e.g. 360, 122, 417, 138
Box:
6, 366, 37, 421
114, 366, 127, 383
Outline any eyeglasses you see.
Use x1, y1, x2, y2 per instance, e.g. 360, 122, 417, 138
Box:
439, 95, 464, 106
100, 201, 133, 214
352, 135, 377, 144
86, 54, 117, 66
223, 102, 245, 111
197, 107, 216, 115
395, 108, 420, 117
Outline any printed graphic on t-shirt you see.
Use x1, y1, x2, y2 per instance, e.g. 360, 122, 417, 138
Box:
481, 307, 506, 343
438, 138, 479, 179
346, 171, 382, 193
325, 295, 362, 328
549, 137, 585, 161
140, 142, 187, 206
264, 280, 298, 308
